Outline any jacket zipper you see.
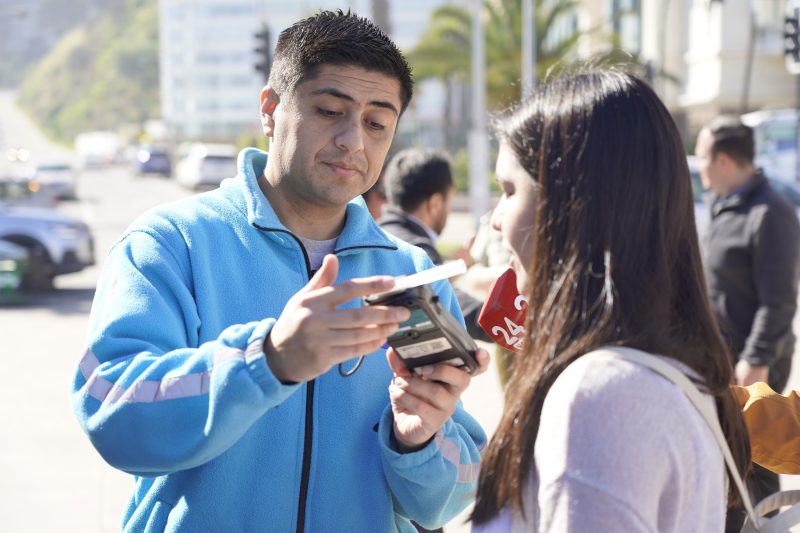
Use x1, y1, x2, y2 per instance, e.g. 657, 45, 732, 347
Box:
296, 380, 314, 533
252, 224, 396, 532
292, 235, 314, 533
253, 225, 315, 533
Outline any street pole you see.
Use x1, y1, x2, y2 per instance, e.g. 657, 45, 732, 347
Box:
522, 0, 536, 96
468, 0, 491, 224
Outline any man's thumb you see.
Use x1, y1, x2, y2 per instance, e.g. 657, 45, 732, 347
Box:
304, 254, 338, 291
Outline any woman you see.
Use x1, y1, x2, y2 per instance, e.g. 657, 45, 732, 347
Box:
471, 69, 751, 531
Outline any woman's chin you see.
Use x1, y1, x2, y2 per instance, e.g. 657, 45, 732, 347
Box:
509, 257, 528, 294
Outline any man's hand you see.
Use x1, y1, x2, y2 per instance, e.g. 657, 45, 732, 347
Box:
264, 254, 410, 383
386, 347, 490, 452
735, 359, 769, 387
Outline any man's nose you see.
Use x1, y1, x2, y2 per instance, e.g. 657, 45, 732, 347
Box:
334, 118, 365, 153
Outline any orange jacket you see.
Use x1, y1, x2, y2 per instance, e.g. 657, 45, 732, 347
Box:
733, 382, 800, 475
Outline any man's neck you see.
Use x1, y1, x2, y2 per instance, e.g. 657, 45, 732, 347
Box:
258, 175, 346, 240
716, 165, 757, 197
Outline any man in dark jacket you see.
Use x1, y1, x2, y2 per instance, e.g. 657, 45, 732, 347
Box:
379, 148, 492, 343
696, 116, 800, 531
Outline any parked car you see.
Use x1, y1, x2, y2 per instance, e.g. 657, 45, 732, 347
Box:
175, 143, 237, 190
29, 162, 78, 199
0, 206, 94, 290
0, 176, 58, 208
0, 239, 29, 301
134, 145, 172, 176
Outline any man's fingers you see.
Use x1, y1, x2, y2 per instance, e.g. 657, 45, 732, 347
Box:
301, 254, 339, 293
386, 347, 413, 378
389, 382, 440, 421
327, 338, 390, 362
393, 375, 454, 412
312, 275, 397, 307
327, 323, 399, 348
473, 348, 491, 377
326, 305, 409, 328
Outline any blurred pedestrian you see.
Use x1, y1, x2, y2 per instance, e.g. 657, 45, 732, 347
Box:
695, 115, 800, 531
379, 147, 492, 342
470, 69, 750, 531
71, 10, 487, 532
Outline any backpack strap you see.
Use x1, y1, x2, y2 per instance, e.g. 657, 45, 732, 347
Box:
590, 346, 759, 528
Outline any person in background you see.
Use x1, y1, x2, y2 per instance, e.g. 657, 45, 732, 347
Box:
471, 68, 750, 531
379, 148, 493, 343
71, 11, 488, 532
695, 115, 800, 530
362, 173, 387, 219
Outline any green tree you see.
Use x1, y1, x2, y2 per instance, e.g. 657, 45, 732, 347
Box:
17, 0, 158, 144
408, 0, 584, 111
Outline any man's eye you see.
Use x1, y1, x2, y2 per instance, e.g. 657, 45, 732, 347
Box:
367, 120, 385, 131
317, 107, 339, 117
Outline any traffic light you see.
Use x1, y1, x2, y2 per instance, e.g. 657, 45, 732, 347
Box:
254, 24, 272, 82
785, 2, 800, 74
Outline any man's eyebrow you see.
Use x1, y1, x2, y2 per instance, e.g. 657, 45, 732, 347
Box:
310, 87, 399, 115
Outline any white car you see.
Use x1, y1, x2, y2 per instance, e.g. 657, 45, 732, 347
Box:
0, 206, 94, 290
175, 143, 238, 190
29, 162, 79, 199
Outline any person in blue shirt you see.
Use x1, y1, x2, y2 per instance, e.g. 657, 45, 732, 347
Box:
71, 10, 488, 532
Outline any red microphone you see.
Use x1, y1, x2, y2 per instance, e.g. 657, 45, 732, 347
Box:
478, 268, 528, 351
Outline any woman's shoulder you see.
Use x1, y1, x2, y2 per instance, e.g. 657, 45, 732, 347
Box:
549, 349, 695, 408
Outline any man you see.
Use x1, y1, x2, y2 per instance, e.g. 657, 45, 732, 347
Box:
379, 148, 492, 342
71, 11, 487, 532
695, 116, 800, 530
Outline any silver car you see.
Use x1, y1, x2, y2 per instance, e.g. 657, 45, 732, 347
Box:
0, 206, 94, 290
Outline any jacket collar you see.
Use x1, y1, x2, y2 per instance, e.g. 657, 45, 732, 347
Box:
711, 169, 767, 217
236, 148, 397, 251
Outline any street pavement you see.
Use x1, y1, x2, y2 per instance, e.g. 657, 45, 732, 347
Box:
0, 89, 798, 532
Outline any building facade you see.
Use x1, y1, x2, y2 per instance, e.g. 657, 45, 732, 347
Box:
159, 0, 449, 142
574, 0, 796, 136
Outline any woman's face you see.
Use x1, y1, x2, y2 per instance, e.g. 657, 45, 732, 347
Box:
491, 143, 537, 293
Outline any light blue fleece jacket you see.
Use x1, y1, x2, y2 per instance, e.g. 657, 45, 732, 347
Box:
71, 148, 486, 532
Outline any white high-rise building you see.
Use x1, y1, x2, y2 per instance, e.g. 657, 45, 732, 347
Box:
159, 0, 449, 141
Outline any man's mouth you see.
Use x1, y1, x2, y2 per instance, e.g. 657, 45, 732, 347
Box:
324, 161, 360, 175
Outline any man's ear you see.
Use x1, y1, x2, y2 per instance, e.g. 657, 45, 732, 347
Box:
427, 192, 444, 218
260, 86, 279, 138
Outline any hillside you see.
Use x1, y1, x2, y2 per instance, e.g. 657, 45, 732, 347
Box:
16, 0, 159, 144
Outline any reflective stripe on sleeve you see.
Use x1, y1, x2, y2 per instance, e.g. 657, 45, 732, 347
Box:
433, 431, 481, 484
78, 341, 261, 405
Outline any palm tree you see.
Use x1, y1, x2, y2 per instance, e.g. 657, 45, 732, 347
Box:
408, 0, 583, 111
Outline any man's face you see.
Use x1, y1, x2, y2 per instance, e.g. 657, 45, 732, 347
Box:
694, 128, 724, 193
263, 65, 402, 209
491, 143, 537, 294
431, 186, 453, 235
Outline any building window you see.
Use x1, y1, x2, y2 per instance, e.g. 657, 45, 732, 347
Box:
606, 0, 641, 54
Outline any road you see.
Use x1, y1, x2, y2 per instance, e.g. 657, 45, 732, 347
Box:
0, 89, 797, 532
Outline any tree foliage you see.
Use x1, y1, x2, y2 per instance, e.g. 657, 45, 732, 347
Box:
407, 0, 650, 111
17, 0, 159, 144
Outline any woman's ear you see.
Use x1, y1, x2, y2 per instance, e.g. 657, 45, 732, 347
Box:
260, 86, 279, 137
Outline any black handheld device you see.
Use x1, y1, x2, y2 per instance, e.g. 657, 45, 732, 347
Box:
364, 284, 479, 374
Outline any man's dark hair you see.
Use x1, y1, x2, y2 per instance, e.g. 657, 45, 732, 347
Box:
268, 10, 413, 112
384, 148, 453, 212
706, 115, 755, 166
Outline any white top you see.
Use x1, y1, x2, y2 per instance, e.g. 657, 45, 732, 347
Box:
297, 235, 338, 270
473, 351, 725, 533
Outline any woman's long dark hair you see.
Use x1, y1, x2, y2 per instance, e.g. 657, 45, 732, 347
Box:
472, 69, 750, 522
